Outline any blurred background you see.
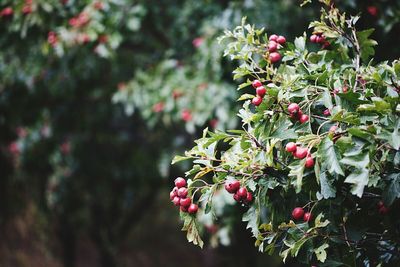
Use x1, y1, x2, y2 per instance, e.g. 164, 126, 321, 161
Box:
0, 0, 399, 266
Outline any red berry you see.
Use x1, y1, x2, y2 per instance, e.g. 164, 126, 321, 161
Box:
292, 207, 305, 220
237, 187, 248, 199
244, 192, 253, 204
181, 109, 192, 122
172, 196, 181, 206
288, 103, 300, 114
285, 142, 297, 153
379, 206, 389, 215
305, 157, 314, 168
333, 88, 340, 94
294, 147, 308, 159
1, 7, 13, 17
322, 41, 330, 49
276, 36, 286, 45
367, 6, 378, 17
177, 187, 188, 198
233, 192, 241, 202
22, 5, 32, 15
268, 41, 278, 52
316, 35, 325, 43
225, 180, 240, 194
256, 86, 266, 97
269, 52, 281, 63
174, 177, 186, 188
303, 212, 312, 222
342, 86, 348, 93
170, 190, 177, 200
180, 206, 188, 212
269, 34, 278, 42
323, 109, 330, 116
378, 201, 384, 208
188, 203, 199, 214
299, 114, 309, 124
310, 35, 317, 43
180, 197, 191, 207
252, 96, 263, 106
252, 80, 262, 88
329, 125, 338, 133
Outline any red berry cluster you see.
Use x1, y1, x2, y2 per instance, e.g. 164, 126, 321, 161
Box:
292, 207, 312, 222
251, 79, 267, 106
268, 34, 286, 63
287, 103, 309, 124
285, 142, 314, 168
377, 201, 389, 215
170, 177, 198, 214
310, 33, 330, 48
224, 180, 253, 205
69, 12, 90, 28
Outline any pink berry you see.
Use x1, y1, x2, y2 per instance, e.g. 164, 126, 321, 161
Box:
269, 34, 278, 42
329, 125, 338, 133
256, 86, 266, 97
303, 212, 312, 222
225, 180, 240, 194
323, 109, 330, 116
177, 187, 188, 198
269, 52, 281, 63
310, 35, 317, 43
170, 190, 177, 200
244, 192, 253, 204
268, 41, 278, 52
287, 103, 300, 114
188, 203, 199, 214
252, 80, 262, 88
252, 96, 263, 106
285, 142, 297, 153
299, 114, 309, 124
294, 147, 308, 159
174, 177, 186, 188
237, 187, 248, 199
305, 157, 314, 168
180, 205, 188, 212
180, 197, 191, 207
276, 36, 286, 45
292, 207, 305, 220
172, 196, 181, 206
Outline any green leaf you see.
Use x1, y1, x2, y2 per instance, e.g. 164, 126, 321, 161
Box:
318, 137, 344, 176
242, 205, 260, 237
317, 171, 336, 199
172, 155, 191, 164
383, 173, 400, 205
356, 28, 378, 62
269, 116, 298, 140
314, 243, 329, 263
182, 216, 204, 248
238, 94, 255, 101
344, 169, 369, 197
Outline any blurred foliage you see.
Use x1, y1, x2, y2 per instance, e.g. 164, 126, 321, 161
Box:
0, 0, 399, 266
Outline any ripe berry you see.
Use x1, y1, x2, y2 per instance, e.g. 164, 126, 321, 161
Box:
172, 196, 181, 206
225, 180, 240, 194
276, 36, 286, 45
252, 80, 262, 88
288, 103, 300, 114
177, 187, 188, 198
299, 114, 309, 124
237, 187, 248, 199
174, 177, 186, 188
252, 96, 263, 106
377, 201, 384, 208
316, 35, 325, 43
256, 86, 266, 97
342, 86, 348, 93
285, 142, 297, 153
233, 192, 241, 202
294, 147, 308, 159
379, 206, 389, 215
305, 157, 314, 168
268, 41, 278, 52
310, 35, 317, 43
329, 125, 338, 133
170, 190, 177, 200
180, 197, 191, 207
322, 41, 330, 49
180, 206, 188, 212
269, 34, 278, 42
292, 207, 305, 220
0, 7, 13, 17
303, 212, 312, 222
245, 192, 253, 204
269, 52, 281, 63
323, 109, 330, 116
22, 5, 32, 15
181, 109, 192, 122
188, 204, 199, 214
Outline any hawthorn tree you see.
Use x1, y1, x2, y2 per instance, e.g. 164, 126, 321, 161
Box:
172, 2, 400, 266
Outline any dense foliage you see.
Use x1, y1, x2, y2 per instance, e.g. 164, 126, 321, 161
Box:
173, 2, 400, 266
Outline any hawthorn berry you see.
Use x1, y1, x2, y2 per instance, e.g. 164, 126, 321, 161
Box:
233, 192, 241, 202
294, 147, 308, 159
299, 114, 309, 124
172, 196, 181, 206
329, 125, 338, 133
310, 35, 317, 43
252, 80, 262, 88
181, 109, 192, 122
22, 5, 32, 15
303, 212, 312, 222
269, 34, 278, 42
288, 103, 300, 114
174, 177, 187, 188
252, 96, 263, 106
225, 180, 240, 194
180, 197, 191, 207
379, 205, 389, 215
245, 192, 253, 204
188, 203, 199, 214
323, 109, 331, 116
285, 142, 297, 153
177, 187, 188, 198
276, 35, 286, 45
0, 7, 13, 17
342, 86, 348, 93
292, 207, 305, 220
170, 190, 177, 200
269, 52, 281, 63
256, 86, 266, 97
305, 157, 314, 168
237, 187, 248, 199
267, 41, 278, 52
180, 206, 188, 212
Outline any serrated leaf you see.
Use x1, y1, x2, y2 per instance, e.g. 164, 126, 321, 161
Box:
242, 205, 260, 237
269, 116, 298, 140
317, 171, 336, 199
172, 155, 192, 164
383, 173, 400, 205
318, 137, 344, 176
182, 217, 204, 248
314, 243, 329, 263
